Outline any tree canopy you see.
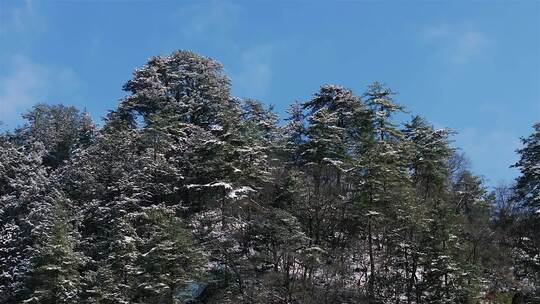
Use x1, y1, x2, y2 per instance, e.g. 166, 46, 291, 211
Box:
0, 50, 538, 304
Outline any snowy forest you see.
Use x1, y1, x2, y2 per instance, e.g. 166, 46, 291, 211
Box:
0, 50, 538, 304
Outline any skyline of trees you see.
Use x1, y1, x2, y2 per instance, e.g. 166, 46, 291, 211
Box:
0, 50, 538, 304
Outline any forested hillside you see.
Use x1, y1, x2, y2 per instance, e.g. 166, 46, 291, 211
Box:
0, 50, 538, 304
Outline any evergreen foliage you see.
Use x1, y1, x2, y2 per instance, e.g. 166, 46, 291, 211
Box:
0, 50, 537, 304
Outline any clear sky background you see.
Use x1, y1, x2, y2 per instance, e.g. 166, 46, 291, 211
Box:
1, 0, 539, 187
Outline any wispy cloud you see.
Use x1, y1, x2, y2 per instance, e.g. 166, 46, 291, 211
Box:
423, 24, 451, 39
0, 0, 43, 36
0, 55, 82, 128
177, 1, 242, 42
452, 31, 489, 63
422, 24, 491, 64
231, 44, 275, 97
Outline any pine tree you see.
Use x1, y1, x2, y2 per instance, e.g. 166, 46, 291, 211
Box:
0, 49, 530, 304
0, 142, 49, 303
99, 50, 272, 302
404, 115, 454, 200
352, 82, 411, 302
12, 103, 95, 169
402, 115, 454, 303
134, 205, 204, 304
511, 123, 540, 299
120, 50, 232, 129
24, 193, 82, 304
282, 101, 305, 165
57, 115, 145, 303
513, 123, 540, 211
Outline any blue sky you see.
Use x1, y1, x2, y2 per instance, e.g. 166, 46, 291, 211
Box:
0, 0, 539, 186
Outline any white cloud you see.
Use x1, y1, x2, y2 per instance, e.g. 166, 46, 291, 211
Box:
0, 55, 82, 128
422, 24, 491, 64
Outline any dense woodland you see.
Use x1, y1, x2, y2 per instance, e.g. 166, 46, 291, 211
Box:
0, 50, 538, 304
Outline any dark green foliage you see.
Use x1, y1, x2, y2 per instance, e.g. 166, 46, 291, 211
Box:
24, 198, 82, 304
513, 123, 540, 210
12, 103, 95, 169
0, 50, 536, 304
508, 124, 540, 299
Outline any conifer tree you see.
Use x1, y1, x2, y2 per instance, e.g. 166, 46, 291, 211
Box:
24, 194, 82, 304
0, 142, 49, 303
513, 123, 540, 211
511, 123, 540, 299
13, 103, 95, 169
135, 205, 204, 304
352, 82, 411, 302
0, 49, 533, 304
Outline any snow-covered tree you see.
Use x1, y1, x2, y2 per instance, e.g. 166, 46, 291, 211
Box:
0, 49, 531, 304
0, 141, 49, 303
134, 205, 204, 304
12, 103, 95, 169
23, 194, 82, 304
510, 123, 540, 299
404, 115, 454, 199
513, 123, 540, 212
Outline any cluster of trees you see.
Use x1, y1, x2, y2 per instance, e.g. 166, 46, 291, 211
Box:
0, 50, 538, 304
